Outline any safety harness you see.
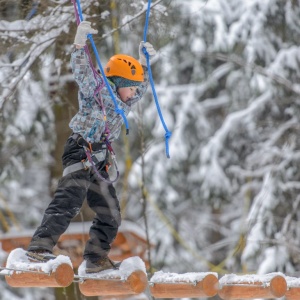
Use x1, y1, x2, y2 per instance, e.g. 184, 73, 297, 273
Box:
62, 133, 107, 177
62, 133, 120, 184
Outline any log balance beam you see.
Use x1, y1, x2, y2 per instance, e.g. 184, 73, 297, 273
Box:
5, 263, 74, 288
79, 270, 147, 296
5, 248, 74, 288
78, 256, 148, 297
218, 273, 287, 299
149, 271, 218, 298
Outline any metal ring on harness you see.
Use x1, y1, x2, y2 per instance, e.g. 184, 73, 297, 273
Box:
77, 136, 85, 148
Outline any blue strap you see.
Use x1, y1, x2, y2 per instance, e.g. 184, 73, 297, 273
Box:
143, 0, 172, 158
75, 0, 129, 134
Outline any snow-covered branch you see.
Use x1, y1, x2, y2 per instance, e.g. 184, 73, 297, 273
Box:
200, 52, 300, 95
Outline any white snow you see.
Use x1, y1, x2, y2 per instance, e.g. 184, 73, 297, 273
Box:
78, 256, 146, 280
219, 272, 285, 287
285, 276, 300, 288
150, 270, 218, 284
3, 248, 72, 275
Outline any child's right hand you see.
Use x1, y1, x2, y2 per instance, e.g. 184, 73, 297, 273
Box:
74, 21, 98, 47
139, 42, 157, 66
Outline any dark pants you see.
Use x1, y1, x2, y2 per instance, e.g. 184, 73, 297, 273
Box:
28, 136, 121, 263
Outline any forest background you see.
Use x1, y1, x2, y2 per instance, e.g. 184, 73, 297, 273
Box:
1, 0, 300, 299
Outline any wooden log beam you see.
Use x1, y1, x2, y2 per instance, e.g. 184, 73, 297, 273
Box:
149, 272, 218, 298
5, 248, 74, 288
286, 288, 300, 300
79, 270, 148, 296
218, 273, 287, 299
285, 276, 300, 300
5, 263, 74, 288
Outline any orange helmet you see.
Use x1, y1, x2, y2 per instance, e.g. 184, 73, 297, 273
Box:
104, 54, 144, 82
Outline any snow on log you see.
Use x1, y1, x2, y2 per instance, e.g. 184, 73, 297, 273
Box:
149, 271, 219, 298
78, 256, 148, 296
285, 276, 300, 300
218, 273, 287, 299
5, 248, 73, 288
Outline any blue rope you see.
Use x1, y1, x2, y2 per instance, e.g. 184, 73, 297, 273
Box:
25, 1, 39, 21
143, 0, 151, 42
88, 35, 129, 133
143, 0, 172, 158
75, 0, 129, 134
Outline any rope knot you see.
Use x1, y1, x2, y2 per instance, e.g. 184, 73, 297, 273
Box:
165, 131, 172, 140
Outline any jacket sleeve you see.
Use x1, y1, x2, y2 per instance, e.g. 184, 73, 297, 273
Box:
70, 48, 100, 98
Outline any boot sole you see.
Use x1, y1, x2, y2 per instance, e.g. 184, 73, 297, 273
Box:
85, 266, 119, 274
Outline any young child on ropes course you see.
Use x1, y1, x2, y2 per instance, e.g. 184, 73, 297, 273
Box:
26, 21, 156, 273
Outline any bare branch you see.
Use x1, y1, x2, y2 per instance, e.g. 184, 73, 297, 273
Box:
99, 0, 166, 42
0, 37, 56, 107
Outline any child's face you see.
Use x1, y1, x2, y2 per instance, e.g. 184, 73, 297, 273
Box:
118, 86, 138, 103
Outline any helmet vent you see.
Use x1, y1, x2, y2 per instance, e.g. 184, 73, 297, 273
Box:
131, 65, 136, 75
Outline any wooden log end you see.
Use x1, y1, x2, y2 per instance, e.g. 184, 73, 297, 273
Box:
127, 270, 148, 294
202, 273, 219, 297
270, 275, 287, 297
54, 263, 74, 287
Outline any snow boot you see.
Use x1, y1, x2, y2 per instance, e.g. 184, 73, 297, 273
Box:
85, 256, 121, 274
26, 250, 57, 262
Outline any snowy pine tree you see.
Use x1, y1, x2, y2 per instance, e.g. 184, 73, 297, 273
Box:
128, 0, 300, 276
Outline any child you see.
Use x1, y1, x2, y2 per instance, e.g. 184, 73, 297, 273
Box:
26, 21, 156, 273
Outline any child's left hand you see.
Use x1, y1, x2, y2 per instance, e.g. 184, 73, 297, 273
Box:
139, 42, 157, 66
74, 21, 98, 47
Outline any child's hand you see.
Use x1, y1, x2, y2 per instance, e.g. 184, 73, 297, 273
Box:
74, 21, 98, 47
139, 42, 157, 66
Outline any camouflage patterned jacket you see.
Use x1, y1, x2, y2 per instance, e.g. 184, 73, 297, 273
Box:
69, 48, 149, 143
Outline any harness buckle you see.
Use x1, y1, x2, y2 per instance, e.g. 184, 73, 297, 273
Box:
82, 159, 91, 170
82, 149, 107, 170
76, 136, 85, 148
91, 150, 106, 163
